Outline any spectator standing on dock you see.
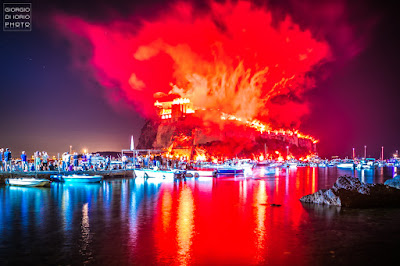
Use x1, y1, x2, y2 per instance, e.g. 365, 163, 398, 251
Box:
48, 161, 55, 171
4, 148, 12, 172
21, 151, 28, 171
61, 152, 68, 171
105, 156, 110, 170
42, 151, 49, 171
87, 153, 92, 170
73, 152, 78, 171
0, 148, 4, 171
122, 154, 128, 170
34, 151, 41, 171
67, 153, 72, 170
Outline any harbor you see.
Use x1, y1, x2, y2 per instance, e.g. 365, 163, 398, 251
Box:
1, 0, 399, 264
1, 165, 400, 265
0, 169, 133, 184
1, 152, 399, 183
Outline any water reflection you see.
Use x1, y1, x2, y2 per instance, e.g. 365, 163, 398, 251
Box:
176, 183, 195, 265
254, 180, 267, 264
80, 202, 93, 262
0, 167, 398, 265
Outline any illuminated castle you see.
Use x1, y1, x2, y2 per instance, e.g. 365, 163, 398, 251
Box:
154, 98, 195, 121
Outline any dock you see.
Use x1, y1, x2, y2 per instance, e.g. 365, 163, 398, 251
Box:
0, 169, 134, 184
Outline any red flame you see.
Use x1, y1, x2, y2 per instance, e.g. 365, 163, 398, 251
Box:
54, 0, 332, 130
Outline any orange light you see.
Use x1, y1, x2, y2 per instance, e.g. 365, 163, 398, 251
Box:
195, 154, 207, 161
172, 98, 191, 105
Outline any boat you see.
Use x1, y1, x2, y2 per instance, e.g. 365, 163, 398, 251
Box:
134, 169, 176, 179
328, 159, 341, 167
213, 168, 244, 176
133, 169, 146, 178
355, 158, 376, 170
60, 174, 103, 183
6, 177, 51, 187
177, 169, 215, 177
282, 160, 298, 168
187, 170, 214, 177
337, 160, 355, 169
50, 174, 63, 182
376, 160, 385, 167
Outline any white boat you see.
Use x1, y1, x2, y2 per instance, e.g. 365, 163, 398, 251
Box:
355, 158, 376, 170
186, 170, 214, 177
60, 174, 103, 183
134, 169, 175, 179
133, 169, 146, 178
337, 160, 355, 169
281, 159, 298, 168
6, 177, 51, 187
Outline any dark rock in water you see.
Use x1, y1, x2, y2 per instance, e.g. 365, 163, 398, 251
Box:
300, 175, 400, 208
259, 203, 282, 207
384, 175, 400, 189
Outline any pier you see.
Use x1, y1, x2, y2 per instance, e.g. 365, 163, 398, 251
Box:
0, 169, 134, 184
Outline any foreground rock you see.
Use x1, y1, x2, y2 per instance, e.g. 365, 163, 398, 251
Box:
384, 175, 400, 189
300, 176, 400, 208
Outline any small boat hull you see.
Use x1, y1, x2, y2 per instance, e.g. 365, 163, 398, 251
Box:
134, 169, 175, 179
133, 169, 146, 178
214, 168, 244, 176
6, 178, 51, 187
337, 163, 354, 168
174, 170, 212, 178
50, 174, 63, 182
187, 170, 214, 177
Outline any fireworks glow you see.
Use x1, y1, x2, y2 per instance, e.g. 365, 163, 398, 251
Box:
53, 0, 367, 159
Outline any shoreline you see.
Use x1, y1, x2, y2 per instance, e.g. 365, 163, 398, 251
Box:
0, 169, 134, 184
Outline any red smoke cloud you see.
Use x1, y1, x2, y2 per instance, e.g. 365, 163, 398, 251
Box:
54, 1, 338, 128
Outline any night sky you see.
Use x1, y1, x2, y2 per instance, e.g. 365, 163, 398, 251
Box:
0, 0, 398, 159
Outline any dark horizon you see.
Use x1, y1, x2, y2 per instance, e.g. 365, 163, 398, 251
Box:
0, 0, 399, 159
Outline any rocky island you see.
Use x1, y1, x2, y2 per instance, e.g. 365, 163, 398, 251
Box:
300, 175, 400, 208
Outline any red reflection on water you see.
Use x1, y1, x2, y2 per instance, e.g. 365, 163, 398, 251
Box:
152, 170, 319, 264
176, 183, 195, 265
253, 180, 267, 264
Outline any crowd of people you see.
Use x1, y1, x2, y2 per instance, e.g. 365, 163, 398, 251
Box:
135, 154, 196, 170
0, 148, 131, 172
0, 148, 197, 172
